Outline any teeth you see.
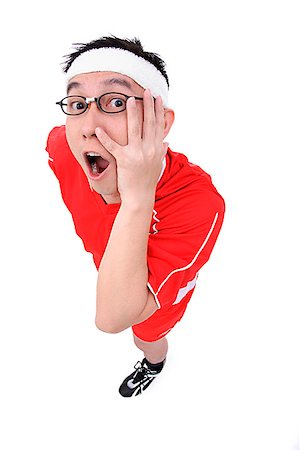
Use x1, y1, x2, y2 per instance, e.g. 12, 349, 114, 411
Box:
86, 152, 100, 157
91, 162, 98, 174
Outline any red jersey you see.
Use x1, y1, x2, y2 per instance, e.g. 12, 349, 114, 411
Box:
46, 125, 225, 340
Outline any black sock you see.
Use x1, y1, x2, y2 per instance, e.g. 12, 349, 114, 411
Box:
144, 358, 165, 372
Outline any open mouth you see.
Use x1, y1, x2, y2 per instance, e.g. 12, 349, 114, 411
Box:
84, 152, 110, 178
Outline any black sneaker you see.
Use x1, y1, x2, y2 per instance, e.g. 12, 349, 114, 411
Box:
119, 358, 166, 397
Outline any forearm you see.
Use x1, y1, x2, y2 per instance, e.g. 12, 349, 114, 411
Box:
95, 195, 155, 332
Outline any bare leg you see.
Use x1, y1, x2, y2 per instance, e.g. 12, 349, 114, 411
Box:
133, 333, 168, 364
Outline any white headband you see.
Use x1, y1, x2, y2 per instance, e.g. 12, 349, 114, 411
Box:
66, 47, 169, 107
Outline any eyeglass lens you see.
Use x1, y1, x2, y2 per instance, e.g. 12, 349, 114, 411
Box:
61, 93, 129, 115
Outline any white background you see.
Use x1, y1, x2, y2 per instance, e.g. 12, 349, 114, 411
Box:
0, 1, 299, 449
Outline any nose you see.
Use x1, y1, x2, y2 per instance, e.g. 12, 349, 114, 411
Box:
81, 100, 103, 139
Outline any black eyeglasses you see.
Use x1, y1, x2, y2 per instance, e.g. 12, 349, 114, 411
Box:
56, 92, 144, 116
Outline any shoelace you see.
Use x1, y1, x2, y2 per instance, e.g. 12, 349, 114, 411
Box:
132, 361, 157, 384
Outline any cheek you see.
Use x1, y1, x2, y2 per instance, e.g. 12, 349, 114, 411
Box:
106, 118, 129, 146
65, 120, 75, 147
113, 124, 128, 146
66, 120, 80, 149
65, 122, 82, 162
109, 106, 144, 145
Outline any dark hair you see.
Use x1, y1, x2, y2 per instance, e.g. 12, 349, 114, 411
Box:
62, 35, 169, 87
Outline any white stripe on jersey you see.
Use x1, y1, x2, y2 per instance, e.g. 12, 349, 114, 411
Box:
172, 272, 199, 305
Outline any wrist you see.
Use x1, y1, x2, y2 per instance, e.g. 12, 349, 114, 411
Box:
120, 192, 156, 211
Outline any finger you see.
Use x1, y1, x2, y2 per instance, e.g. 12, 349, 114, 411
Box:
95, 127, 121, 155
126, 97, 142, 145
154, 95, 165, 143
142, 88, 156, 142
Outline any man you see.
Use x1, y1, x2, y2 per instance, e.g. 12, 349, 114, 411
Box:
46, 36, 225, 397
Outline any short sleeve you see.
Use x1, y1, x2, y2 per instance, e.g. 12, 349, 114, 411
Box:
146, 190, 225, 309
45, 126, 67, 177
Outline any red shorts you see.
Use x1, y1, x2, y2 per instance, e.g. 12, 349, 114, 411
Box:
131, 291, 192, 342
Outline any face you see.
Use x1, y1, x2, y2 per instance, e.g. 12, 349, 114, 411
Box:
65, 71, 146, 204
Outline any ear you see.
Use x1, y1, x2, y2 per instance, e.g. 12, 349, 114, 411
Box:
162, 108, 175, 139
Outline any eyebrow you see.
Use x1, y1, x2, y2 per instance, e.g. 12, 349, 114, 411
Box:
67, 81, 81, 94
103, 77, 133, 90
67, 77, 133, 95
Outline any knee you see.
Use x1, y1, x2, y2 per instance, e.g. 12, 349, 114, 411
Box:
95, 317, 125, 334
133, 333, 165, 349
133, 334, 149, 349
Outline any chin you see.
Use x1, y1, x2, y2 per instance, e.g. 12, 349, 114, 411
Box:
91, 181, 121, 203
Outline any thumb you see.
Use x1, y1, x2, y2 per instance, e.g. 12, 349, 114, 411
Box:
95, 127, 121, 155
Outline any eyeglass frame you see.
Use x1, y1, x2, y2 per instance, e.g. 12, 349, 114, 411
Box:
55, 92, 145, 116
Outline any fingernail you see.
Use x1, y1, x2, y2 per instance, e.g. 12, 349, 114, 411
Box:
128, 97, 136, 106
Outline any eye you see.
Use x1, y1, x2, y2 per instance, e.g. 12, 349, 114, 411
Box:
70, 100, 86, 111
65, 97, 87, 114
110, 98, 125, 108
101, 94, 127, 112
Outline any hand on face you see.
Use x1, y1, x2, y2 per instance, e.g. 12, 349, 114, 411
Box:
94, 88, 168, 204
